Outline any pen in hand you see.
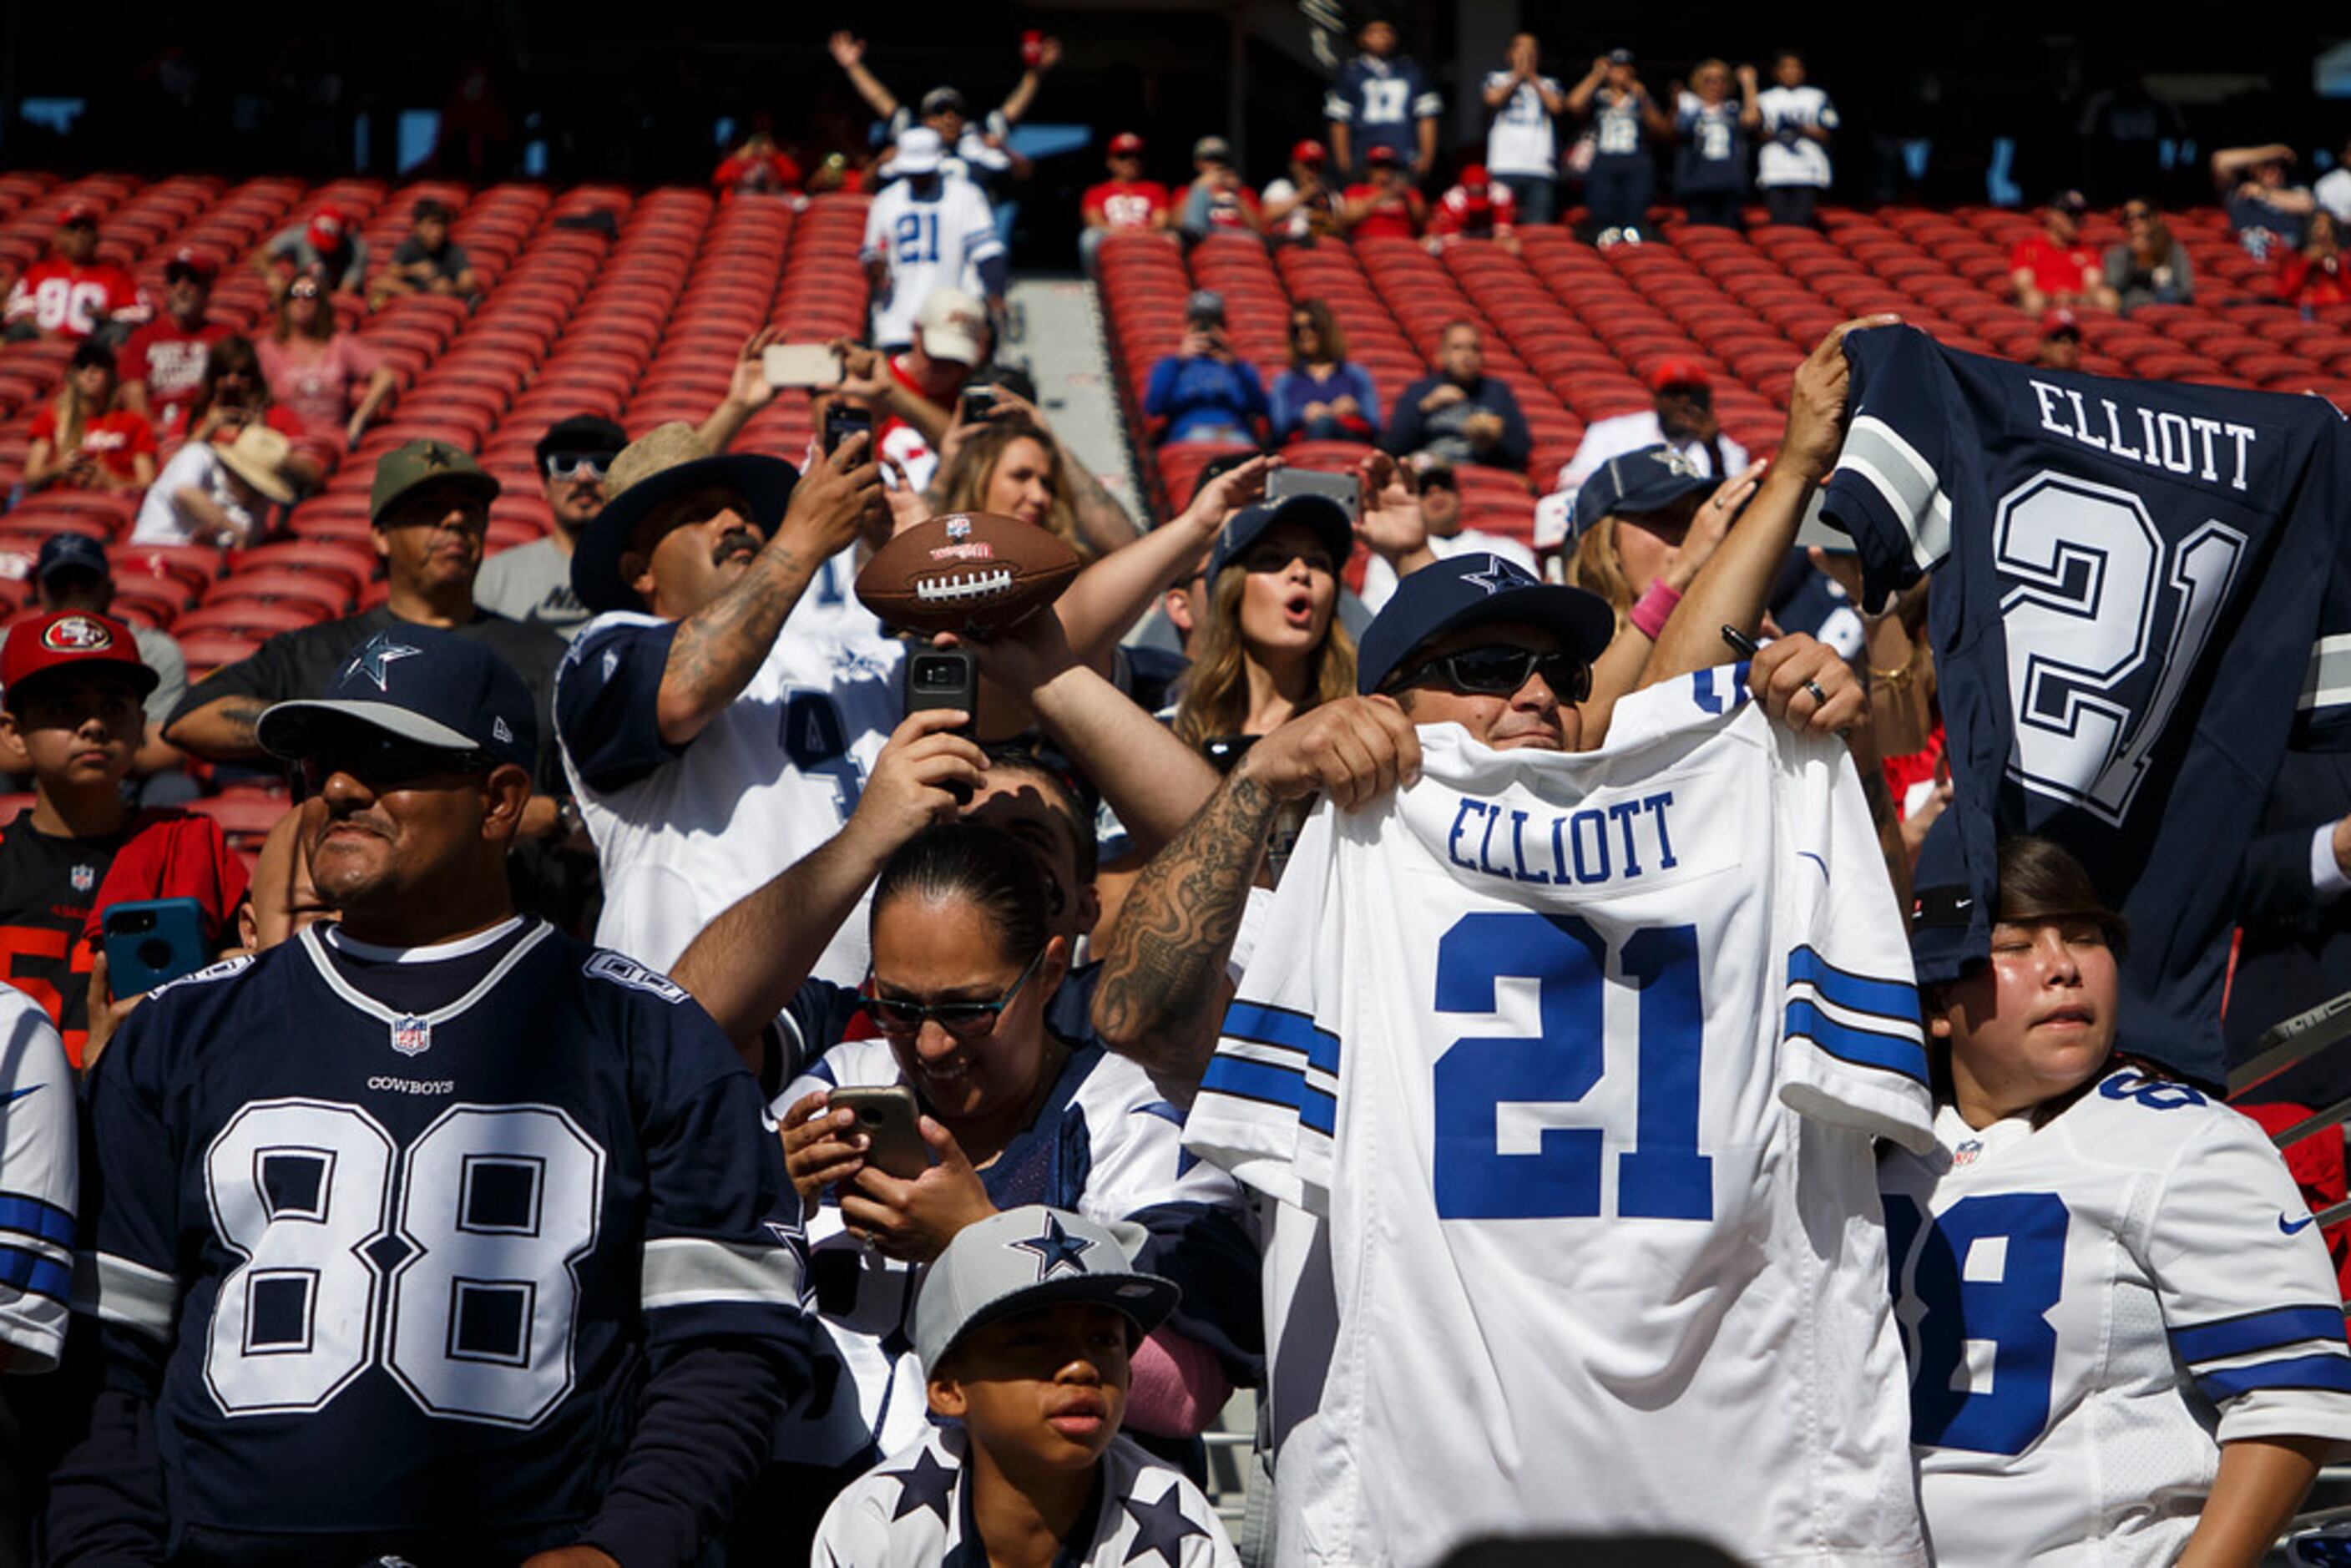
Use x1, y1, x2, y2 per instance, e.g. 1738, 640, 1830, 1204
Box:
1720, 625, 1761, 659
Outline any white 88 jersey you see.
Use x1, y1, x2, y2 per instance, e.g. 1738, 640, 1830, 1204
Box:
203, 1100, 604, 1428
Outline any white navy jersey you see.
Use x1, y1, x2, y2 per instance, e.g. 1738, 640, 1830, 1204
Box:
1881, 1069, 2351, 1565
815, 1426, 1239, 1567
1481, 70, 1564, 179
71, 919, 806, 1548
0, 987, 73, 1371
555, 609, 902, 982
776, 1024, 1260, 1469
1756, 83, 1838, 188
1186, 671, 1936, 1568
861, 174, 1005, 350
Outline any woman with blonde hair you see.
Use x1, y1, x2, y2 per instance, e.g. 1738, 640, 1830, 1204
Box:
255, 269, 397, 448
928, 413, 1100, 560
23, 342, 155, 494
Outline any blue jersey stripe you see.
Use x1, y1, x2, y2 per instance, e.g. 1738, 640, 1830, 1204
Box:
1787, 948, 1921, 1026
2171, 1305, 2349, 1364
0, 1193, 73, 1249
1221, 1002, 1342, 1074
1302, 1087, 1337, 1136
1784, 999, 1929, 1084
0, 1243, 70, 1305
1201, 1055, 1306, 1114
2197, 1351, 2351, 1403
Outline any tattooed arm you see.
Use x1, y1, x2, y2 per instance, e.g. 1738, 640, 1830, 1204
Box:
1091, 696, 1423, 1095
162, 694, 272, 760
655, 435, 882, 746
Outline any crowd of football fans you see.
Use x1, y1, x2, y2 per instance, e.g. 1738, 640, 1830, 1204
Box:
0, 16, 2348, 1568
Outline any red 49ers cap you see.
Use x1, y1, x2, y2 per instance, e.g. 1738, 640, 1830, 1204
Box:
1, 609, 158, 706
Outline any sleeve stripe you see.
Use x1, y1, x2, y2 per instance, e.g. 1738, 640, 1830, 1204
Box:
1302, 1088, 1337, 1136
1201, 1055, 1305, 1113
2195, 1350, 2351, 1402
2172, 1305, 2351, 1363
1787, 948, 1921, 1025
640, 1236, 805, 1313
1221, 1001, 1342, 1074
0, 1244, 70, 1305
83, 1252, 177, 1335
1840, 414, 1953, 572
1785, 999, 1929, 1084
0, 1194, 74, 1248
2301, 634, 2351, 716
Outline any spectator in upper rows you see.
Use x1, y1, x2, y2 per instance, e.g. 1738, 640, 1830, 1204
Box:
119, 248, 229, 431
2104, 200, 2195, 311
2035, 310, 2084, 372
367, 198, 480, 310
1260, 140, 1342, 245
23, 343, 154, 497
1271, 300, 1379, 446
830, 29, 1057, 203
257, 272, 397, 449
2280, 210, 2350, 311
1357, 453, 1538, 616
130, 422, 293, 549
1674, 60, 1760, 229
1079, 133, 1172, 272
1178, 138, 1262, 241
2318, 139, 2351, 225
1481, 32, 1567, 225
1427, 165, 1516, 250
1568, 49, 1671, 242
1551, 358, 1746, 513
711, 129, 804, 201
1144, 291, 1267, 449
861, 129, 1008, 353
1327, 16, 1441, 180
1342, 146, 1427, 240
3, 204, 150, 345
255, 205, 367, 299
1753, 51, 1838, 229
475, 414, 629, 641
2010, 191, 2114, 315
1385, 321, 1529, 473
2213, 143, 2315, 262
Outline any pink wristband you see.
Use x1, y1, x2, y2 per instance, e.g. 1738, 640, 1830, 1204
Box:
1630, 579, 1682, 640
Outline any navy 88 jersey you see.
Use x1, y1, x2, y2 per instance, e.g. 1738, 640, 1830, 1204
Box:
74, 919, 806, 1550
1818, 326, 2351, 1087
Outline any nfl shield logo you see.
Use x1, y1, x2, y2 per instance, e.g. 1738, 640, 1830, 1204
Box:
69, 863, 94, 893
390, 1014, 432, 1056
1953, 1139, 1982, 1168
947, 517, 971, 541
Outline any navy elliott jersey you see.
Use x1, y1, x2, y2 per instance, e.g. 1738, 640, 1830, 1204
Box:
1818, 325, 2351, 1087
74, 918, 807, 1547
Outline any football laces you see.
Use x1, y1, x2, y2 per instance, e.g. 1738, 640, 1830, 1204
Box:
914, 568, 1016, 603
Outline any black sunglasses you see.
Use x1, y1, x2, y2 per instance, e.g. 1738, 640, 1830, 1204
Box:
1394, 644, 1593, 702
544, 452, 614, 481
862, 947, 1048, 1040
296, 732, 494, 798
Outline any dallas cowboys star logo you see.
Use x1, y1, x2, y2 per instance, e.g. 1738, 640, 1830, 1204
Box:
1644, 444, 1703, 479
344, 631, 421, 692
889, 1445, 958, 1522
1460, 554, 1531, 595
1008, 1213, 1095, 1281
1121, 1485, 1209, 1565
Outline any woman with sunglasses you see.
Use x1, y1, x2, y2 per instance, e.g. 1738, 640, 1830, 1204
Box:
1270, 300, 1380, 446
2101, 200, 2195, 312
1883, 836, 2351, 1565
256, 269, 397, 451
772, 824, 1257, 1529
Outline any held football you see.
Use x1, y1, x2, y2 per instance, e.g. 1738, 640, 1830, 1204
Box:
854, 512, 1082, 635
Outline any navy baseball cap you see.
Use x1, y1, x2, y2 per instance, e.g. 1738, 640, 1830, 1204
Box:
256, 627, 538, 774
1357, 553, 1615, 695
1206, 493, 1355, 582
1572, 443, 1716, 537
34, 533, 111, 584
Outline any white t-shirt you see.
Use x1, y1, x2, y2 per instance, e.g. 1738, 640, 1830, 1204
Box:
131, 442, 256, 545
2315, 165, 2351, 225
1883, 1073, 2351, 1565
1356, 531, 1540, 616
0, 989, 75, 1373
1756, 84, 1838, 189
1186, 679, 1934, 1568
860, 175, 1004, 351
1481, 72, 1564, 179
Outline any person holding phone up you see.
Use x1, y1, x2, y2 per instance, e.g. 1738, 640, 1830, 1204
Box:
1143, 291, 1269, 448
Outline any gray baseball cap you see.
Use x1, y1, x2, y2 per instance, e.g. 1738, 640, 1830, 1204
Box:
913, 1206, 1180, 1373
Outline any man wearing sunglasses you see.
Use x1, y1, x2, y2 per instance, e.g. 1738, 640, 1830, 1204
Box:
119, 247, 230, 430
48, 627, 809, 1567
476, 415, 629, 642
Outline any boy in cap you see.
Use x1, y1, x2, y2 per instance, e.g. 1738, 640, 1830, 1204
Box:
813, 1206, 1237, 1566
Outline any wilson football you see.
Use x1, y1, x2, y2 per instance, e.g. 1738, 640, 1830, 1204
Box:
855, 512, 1082, 635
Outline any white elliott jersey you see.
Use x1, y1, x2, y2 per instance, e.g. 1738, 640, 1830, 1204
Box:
860, 175, 1005, 349
815, 1426, 1239, 1567
1185, 673, 1936, 1568
556, 611, 901, 983
1881, 1070, 2351, 1565
0, 988, 73, 1372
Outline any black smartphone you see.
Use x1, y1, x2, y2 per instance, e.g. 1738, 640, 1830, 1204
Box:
903, 645, 978, 803
103, 898, 209, 999
823, 403, 872, 455
958, 385, 998, 422
1202, 735, 1257, 774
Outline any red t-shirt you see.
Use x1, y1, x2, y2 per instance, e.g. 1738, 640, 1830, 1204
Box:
3, 257, 152, 338
121, 317, 234, 428
1344, 183, 1424, 240
2009, 235, 2099, 296
712, 149, 803, 197
1082, 179, 1172, 231
2280, 251, 2351, 308
29, 407, 156, 483
1428, 184, 1517, 238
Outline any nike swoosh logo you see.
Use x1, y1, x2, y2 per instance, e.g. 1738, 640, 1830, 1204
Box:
1797, 851, 1829, 883
0, 1085, 40, 1105
2281, 1213, 2318, 1235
